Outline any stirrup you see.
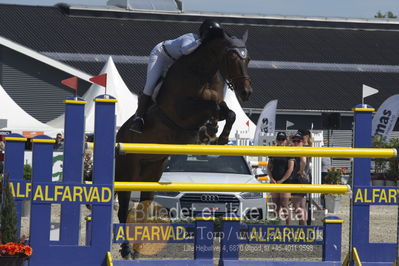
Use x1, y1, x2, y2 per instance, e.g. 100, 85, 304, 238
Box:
129, 117, 144, 133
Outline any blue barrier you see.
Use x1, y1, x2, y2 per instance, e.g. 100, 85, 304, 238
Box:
3, 97, 395, 265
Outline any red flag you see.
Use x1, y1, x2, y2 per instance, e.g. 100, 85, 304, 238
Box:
246, 120, 250, 127
61, 76, 78, 91
89, 73, 107, 87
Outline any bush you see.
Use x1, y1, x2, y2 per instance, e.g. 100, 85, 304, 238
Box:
371, 136, 388, 178
0, 175, 33, 259
324, 167, 344, 185
386, 138, 399, 181
0, 175, 18, 243
23, 164, 32, 181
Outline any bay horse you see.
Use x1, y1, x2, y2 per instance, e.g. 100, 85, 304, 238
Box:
115, 31, 252, 258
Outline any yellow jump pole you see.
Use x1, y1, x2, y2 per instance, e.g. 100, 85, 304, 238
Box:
117, 143, 397, 158
114, 182, 350, 194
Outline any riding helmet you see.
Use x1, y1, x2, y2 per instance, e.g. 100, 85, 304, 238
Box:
199, 19, 222, 39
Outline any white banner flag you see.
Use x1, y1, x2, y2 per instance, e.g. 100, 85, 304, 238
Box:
363, 84, 379, 99
253, 100, 278, 146
372, 94, 399, 139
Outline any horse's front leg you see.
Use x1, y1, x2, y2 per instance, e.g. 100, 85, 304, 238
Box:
217, 101, 236, 145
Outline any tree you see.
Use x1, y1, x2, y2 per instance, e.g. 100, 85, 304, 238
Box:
375, 11, 398, 18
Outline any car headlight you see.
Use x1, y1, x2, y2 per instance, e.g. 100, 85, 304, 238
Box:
240, 192, 263, 199
155, 191, 180, 197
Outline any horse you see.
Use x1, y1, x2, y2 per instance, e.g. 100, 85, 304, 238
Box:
115, 31, 252, 258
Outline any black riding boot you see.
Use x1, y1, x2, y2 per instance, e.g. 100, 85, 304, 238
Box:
129, 94, 152, 133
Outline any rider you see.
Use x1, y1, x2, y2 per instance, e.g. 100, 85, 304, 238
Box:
129, 19, 223, 133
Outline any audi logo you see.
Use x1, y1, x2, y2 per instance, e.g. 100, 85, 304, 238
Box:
201, 194, 220, 202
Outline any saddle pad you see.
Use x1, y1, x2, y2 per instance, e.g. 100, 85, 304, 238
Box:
151, 78, 163, 103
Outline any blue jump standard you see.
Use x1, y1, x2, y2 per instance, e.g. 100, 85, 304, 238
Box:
3, 97, 397, 265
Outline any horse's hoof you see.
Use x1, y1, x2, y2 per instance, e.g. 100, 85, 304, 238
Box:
131, 249, 139, 259
120, 243, 134, 259
217, 136, 228, 145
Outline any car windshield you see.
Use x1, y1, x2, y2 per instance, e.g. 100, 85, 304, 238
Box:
164, 154, 251, 174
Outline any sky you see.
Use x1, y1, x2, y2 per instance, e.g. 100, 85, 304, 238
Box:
1, 0, 399, 19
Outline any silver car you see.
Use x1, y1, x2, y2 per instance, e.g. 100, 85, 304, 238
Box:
154, 154, 267, 220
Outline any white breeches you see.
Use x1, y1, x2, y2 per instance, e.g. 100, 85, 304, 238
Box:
142, 42, 174, 96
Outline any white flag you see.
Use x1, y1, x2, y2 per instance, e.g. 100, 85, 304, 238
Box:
286, 120, 294, 130
363, 84, 379, 99
372, 94, 399, 140
253, 100, 277, 146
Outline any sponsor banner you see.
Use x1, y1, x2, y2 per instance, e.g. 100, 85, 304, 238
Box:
354, 186, 399, 205
22, 131, 44, 138
372, 94, 399, 139
244, 225, 324, 244
112, 223, 324, 245
0, 130, 11, 136
9, 181, 112, 205
253, 100, 278, 146
113, 223, 192, 243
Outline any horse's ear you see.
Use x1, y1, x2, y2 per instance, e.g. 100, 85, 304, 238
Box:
242, 30, 248, 43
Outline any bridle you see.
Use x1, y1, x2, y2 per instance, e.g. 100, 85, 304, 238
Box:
221, 46, 252, 90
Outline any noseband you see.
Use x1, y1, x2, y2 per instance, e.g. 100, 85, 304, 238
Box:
222, 46, 251, 90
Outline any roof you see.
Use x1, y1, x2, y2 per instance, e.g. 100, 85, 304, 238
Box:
1, 4, 399, 113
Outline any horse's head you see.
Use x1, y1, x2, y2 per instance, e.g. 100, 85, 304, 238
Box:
219, 31, 252, 102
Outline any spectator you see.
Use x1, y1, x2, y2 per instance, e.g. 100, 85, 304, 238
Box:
83, 150, 93, 182
290, 131, 310, 225
54, 133, 64, 151
298, 128, 313, 147
298, 128, 314, 224
267, 132, 295, 224
321, 139, 332, 209
0, 136, 5, 151
82, 134, 95, 182
0, 135, 5, 173
298, 129, 313, 177
0, 136, 5, 153
321, 139, 332, 184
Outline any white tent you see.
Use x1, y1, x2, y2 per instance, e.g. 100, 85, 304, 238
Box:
218, 87, 256, 139
47, 57, 138, 132
0, 83, 60, 137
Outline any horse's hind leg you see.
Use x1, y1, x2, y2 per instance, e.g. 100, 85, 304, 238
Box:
217, 101, 236, 145
117, 191, 131, 224
117, 190, 134, 259
115, 153, 138, 259
134, 158, 168, 222
130, 158, 168, 257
